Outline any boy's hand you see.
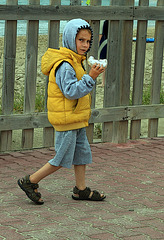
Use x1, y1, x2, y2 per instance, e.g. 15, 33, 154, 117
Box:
89, 63, 106, 80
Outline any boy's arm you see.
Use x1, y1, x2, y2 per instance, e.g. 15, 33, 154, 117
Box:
55, 62, 95, 100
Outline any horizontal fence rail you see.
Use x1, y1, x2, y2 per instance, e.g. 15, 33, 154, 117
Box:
0, 5, 164, 20
0, 104, 164, 131
0, 0, 164, 152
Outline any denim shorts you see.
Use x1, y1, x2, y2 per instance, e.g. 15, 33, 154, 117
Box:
48, 128, 92, 169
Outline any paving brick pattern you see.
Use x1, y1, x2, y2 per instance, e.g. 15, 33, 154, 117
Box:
0, 138, 164, 240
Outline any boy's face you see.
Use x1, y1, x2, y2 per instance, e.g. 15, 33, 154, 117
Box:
75, 29, 91, 55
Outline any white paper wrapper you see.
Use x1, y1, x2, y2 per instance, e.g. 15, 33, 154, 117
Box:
87, 56, 107, 68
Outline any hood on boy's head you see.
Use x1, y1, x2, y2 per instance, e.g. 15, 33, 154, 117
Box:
62, 18, 93, 54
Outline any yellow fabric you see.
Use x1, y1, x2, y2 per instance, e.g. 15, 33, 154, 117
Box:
41, 47, 91, 131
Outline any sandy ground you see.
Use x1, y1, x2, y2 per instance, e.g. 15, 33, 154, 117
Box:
0, 28, 164, 150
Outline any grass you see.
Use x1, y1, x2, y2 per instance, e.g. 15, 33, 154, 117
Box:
142, 85, 164, 105
129, 85, 164, 105
0, 87, 45, 114
12, 87, 45, 114
94, 123, 102, 139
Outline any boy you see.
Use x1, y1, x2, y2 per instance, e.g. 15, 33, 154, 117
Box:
18, 19, 106, 204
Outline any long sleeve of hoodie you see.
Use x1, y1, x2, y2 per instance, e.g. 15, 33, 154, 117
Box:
55, 62, 95, 100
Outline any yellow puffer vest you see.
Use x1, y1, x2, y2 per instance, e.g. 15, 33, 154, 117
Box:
41, 47, 91, 131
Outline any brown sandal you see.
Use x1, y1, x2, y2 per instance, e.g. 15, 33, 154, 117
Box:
17, 175, 44, 205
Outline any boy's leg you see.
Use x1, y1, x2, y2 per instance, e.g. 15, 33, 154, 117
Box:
18, 163, 61, 204
30, 163, 62, 183
29, 130, 75, 184
74, 164, 86, 190
18, 130, 75, 204
73, 164, 105, 199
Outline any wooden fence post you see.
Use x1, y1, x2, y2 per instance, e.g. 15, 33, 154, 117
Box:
43, 0, 61, 148
102, 0, 120, 142
22, 0, 39, 149
86, 0, 101, 143
130, 0, 149, 139
112, 0, 134, 143
148, 0, 164, 137
0, 0, 17, 151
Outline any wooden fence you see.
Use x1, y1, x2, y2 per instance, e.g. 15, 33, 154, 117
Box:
0, 0, 164, 152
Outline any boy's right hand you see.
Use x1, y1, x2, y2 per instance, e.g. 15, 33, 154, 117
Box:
89, 63, 105, 80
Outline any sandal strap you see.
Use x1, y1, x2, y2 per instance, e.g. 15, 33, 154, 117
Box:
23, 175, 39, 189
19, 175, 42, 203
73, 186, 91, 200
90, 190, 103, 201
29, 191, 41, 199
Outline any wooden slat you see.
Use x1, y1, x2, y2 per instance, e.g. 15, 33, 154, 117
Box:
90, 107, 127, 123
130, 0, 149, 140
43, 0, 61, 148
21, 0, 39, 149
112, 0, 134, 143
44, 0, 61, 110
102, 0, 120, 142
0, 5, 163, 21
0, 113, 50, 131
134, 6, 164, 20
47, 0, 61, 49
0, 104, 164, 131
127, 105, 164, 120
127, 104, 164, 120
0, 5, 133, 20
0, 0, 17, 152
148, 0, 164, 138
86, 0, 101, 144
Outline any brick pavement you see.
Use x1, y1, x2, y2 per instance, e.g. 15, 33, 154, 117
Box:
0, 137, 164, 240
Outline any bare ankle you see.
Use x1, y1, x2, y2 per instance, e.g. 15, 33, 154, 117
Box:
76, 185, 86, 191
29, 175, 38, 184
